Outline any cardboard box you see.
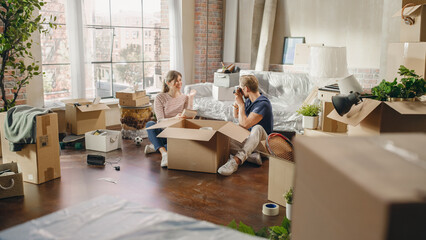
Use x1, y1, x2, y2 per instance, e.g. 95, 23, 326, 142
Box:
292, 134, 426, 240
119, 96, 150, 107
85, 130, 122, 152
318, 90, 347, 133
212, 85, 235, 101
63, 99, 110, 135
394, 4, 426, 42
213, 72, 240, 88
147, 119, 249, 173
115, 89, 146, 100
0, 113, 61, 184
293, 43, 324, 65
386, 43, 426, 82
327, 99, 426, 135
0, 162, 24, 199
403, 0, 426, 6
268, 156, 294, 207
51, 107, 66, 133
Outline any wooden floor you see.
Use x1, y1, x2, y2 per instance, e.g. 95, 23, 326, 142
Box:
0, 138, 285, 232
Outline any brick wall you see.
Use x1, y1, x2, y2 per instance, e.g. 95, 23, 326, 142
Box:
194, 0, 223, 83
0, 6, 27, 109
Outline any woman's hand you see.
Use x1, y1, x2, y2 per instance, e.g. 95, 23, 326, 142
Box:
188, 89, 197, 97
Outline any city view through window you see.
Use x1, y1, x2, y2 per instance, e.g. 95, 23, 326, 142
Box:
41, 0, 169, 101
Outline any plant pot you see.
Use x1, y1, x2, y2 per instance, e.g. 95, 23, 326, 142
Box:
286, 203, 292, 220
302, 116, 318, 129
387, 97, 416, 102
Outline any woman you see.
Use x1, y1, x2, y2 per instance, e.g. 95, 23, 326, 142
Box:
145, 70, 196, 168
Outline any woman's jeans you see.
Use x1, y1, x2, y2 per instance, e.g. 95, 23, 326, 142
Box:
146, 121, 167, 151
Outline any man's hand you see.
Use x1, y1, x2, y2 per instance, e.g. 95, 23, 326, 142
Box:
234, 91, 244, 107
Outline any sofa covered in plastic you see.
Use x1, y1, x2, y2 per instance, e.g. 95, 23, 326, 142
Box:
184, 70, 314, 133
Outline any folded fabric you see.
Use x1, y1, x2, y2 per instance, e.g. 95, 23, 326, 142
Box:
4, 105, 51, 151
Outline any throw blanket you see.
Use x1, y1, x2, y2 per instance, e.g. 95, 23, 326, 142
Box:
4, 105, 51, 151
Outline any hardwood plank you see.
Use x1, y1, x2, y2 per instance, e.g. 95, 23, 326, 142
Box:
0, 138, 285, 233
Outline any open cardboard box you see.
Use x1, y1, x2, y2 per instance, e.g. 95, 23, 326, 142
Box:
327, 99, 426, 135
268, 155, 294, 207
62, 99, 110, 135
147, 118, 250, 173
0, 162, 24, 199
393, 4, 426, 42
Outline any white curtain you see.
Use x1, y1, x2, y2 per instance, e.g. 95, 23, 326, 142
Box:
168, 0, 185, 85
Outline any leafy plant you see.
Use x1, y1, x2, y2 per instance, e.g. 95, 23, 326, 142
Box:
227, 216, 291, 239
371, 65, 426, 101
284, 187, 293, 205
0, 0, 56, 111
296, 104, 321, 117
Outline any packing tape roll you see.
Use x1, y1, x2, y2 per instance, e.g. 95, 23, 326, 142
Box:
262, 203, 279, 216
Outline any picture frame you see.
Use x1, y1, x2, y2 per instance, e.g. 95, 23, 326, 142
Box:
282, 37, 305, 65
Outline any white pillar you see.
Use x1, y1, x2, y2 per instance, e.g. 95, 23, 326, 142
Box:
250, 0, 265, 69
223, 0, 238, 63
255, 0, 277, 71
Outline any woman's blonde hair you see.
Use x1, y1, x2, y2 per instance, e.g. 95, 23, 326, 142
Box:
240, 75, 259, 92
163, 70, 182, 93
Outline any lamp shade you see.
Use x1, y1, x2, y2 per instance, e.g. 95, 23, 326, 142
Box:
309, 46, 349, 78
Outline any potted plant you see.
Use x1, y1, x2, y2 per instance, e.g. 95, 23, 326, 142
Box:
284, 187, 293, 220
0, 0, 55, 111
297, 104, 321, 129
371, 65, 426, 102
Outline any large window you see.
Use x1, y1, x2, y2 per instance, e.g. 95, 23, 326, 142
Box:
40, 0, 169, 101
40, 0, 72, 101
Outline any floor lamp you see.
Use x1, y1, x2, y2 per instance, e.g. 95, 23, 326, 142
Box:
309, 46, 349, 87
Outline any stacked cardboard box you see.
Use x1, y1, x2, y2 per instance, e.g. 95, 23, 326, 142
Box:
116, 89, 149, 107
213, 72, 239, 101
387, 3, 426, 80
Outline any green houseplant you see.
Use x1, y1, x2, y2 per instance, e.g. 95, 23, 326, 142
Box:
284, 187, 293, 220
227, 216, 291, 240
0, 0, 55, 111
371, 65, 426, 101
297, 104, 321, 129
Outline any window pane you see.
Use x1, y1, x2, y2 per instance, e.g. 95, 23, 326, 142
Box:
143, 29, 169, 61
113, 63, 143, 92
86, 28, 113, 62
93, 64, 112, 98
144, 62, 168, 92
84, 0, 110, 26
143, 0, 168, 28
41, 24, 70, 64
43, 65, 72, 101
112, 28, 142, 62
40, 0, 67, 25
110, 0, 142, 27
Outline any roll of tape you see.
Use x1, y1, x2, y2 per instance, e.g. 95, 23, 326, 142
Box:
262, 203, 279, 216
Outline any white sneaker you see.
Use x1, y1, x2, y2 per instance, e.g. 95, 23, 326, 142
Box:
161, 153, 168, 168
144, 144, 156, 154
218, 156, 239, 176
246, 152, 262, 166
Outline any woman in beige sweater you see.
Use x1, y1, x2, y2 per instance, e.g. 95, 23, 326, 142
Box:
145, 70, 196, 167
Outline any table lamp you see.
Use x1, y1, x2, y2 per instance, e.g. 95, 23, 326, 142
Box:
309, 46, 349, 87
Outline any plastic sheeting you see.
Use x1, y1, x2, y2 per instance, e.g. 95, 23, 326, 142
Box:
0, 195, 261, 240
184, 71, 314, 132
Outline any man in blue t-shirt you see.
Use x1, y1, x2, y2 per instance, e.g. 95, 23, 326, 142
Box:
218, 75, 273, 176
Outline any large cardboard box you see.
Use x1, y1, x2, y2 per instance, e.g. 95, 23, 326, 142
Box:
212, 85, 235, 101
119, 96, 149, 107
85, 130, 122, 152
0, 162, 24, 199
63, 99, 110, 135
115, 89, 146, 100
403, 0, 426, 6
327, 99, 426, 135
292, 134, 426, 240
268, 156, 294, 207
51, 107, 66, 133
386, 43, 426, 82
394, 4, 426, 42
213, 72, 240, 88
147, 119, 249, 173
0, 113, 61, 184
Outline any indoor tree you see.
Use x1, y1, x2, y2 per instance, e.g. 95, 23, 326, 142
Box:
0, 0, 55, 111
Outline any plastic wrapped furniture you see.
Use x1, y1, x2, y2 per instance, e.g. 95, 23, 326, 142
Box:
0, 195, 262, 240
184, 70, 313, 132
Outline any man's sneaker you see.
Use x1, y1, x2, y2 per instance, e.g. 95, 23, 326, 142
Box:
161, 153, 168, 168
246, 152, 262, 166
218, 156, 239, 176
144, 144, 156, 154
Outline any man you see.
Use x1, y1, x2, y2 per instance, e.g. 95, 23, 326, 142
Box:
218, 75, 273, 176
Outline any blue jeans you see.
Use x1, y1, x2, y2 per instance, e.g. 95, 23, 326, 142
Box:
146, 121, 167, 151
